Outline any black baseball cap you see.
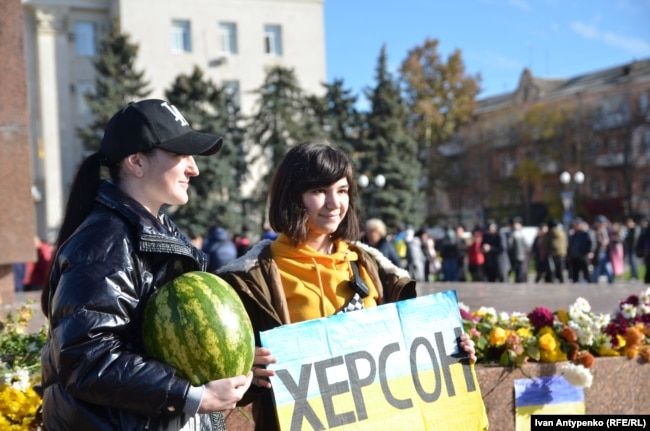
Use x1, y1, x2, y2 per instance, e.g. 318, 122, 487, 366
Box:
100, 99, 223, 165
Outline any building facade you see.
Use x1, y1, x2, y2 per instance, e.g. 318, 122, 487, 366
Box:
438, 58, 650, 229
21, 0, 326, 241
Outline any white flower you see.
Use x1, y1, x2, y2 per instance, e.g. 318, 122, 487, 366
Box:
638, 303, 650, 316
510, 312, 529, 327
573, 297, 591, 313
596, 313, 611, 328
621, 303, 637, 319
561, 363, 593, 388
5, 367, 31, 392
458, 302, 470, 312
639, 288, 650, 305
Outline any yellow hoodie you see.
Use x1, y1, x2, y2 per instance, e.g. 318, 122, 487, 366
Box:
270, 233, 379, 322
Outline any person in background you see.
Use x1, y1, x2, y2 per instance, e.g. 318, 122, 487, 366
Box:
637, 217, 650, 283
608, 221, 625, 281
391, 228, 409, 268
566, 218, 593, 283
624, 217, 641, 281
438, 227, 460, 282
544, 218, 568, 283
203, 225, 238, 272
482, 220, 507, 282
506, 217, 527, 283
234, 232, 253, 258
406, 227, 428, 282
422, 229, 441, 282
531, 222, 550, 283
466, 226, 485, 282
361, 218, 403, 267
591, 215, 613, 284
22, 236, 53, 291
39, 99, 256, 430
455, 225, 469, 282
13, 263, 26, 292
216, 141, 476, 431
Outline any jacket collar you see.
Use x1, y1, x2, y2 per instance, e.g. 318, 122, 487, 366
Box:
95, 180, 205, 263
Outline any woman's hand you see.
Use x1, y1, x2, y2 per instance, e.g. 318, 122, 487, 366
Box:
198, 373, 253, 413
251, 347, 276, 389
459, 333, 477, 364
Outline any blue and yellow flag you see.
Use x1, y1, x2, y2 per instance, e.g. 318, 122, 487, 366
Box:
515, 376, 585, 431
260, 290, 489, 431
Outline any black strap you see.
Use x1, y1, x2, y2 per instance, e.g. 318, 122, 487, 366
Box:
349, 261, 370, 298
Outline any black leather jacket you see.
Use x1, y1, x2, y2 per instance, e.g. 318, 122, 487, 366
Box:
41, 181, 207, 431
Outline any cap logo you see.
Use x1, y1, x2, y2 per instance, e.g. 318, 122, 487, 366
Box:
161, 101, 189, 127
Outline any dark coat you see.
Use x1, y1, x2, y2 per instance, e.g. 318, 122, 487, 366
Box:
41, 181, 208, 431
203, 227, 238, 272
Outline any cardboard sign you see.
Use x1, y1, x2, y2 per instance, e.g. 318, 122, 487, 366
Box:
260, 290, 489, 431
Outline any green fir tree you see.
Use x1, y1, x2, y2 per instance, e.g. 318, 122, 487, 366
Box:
247, 65, 312, 228
164, 66, 247, 238
319, 79, 364, 162
360, 45, 421, 232
77, 22, 151, 151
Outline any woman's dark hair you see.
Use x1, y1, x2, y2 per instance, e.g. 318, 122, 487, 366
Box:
268, 141, 360, 245
40, 152, 122, 316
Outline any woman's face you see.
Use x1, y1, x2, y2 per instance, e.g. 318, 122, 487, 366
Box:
302, 177, 350, 237
138, 149, 199, 212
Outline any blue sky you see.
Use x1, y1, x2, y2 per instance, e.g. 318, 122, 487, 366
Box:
324, 0, 650, 109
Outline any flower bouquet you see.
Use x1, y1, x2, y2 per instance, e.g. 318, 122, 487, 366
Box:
0, 303, 47, 430
460, 287, 650, 388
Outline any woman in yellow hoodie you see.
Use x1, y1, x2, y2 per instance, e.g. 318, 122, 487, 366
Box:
217, 141, 475, 431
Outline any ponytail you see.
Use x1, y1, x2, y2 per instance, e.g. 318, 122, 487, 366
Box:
41, 152, 102, 316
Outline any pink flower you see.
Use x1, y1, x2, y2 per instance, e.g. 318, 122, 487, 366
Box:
528, 307, 554, 330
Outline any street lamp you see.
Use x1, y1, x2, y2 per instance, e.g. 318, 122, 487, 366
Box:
358, 174, 386, 218
559, 170, 585, 225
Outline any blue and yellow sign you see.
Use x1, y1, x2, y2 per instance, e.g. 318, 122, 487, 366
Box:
515, 376, 585, 431
260, 290, 489, 431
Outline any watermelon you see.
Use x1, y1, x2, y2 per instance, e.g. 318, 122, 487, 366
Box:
142, 271, 255, 386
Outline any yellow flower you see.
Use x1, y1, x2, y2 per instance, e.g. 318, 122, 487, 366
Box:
597, 344, 621, 357
538, 332, 558, 352
516, 327, 534, 339
557, 309, 569, 324
489, 327, 508, 347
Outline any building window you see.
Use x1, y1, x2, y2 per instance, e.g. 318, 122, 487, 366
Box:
610, 178, 619, 196
643, 175, 650, 195
74, 22, 96, 57
642, 129, 650, 155
218, 22, 237, 54
76, 81, 94, 116
264, 24, 282, 55
172, 20, 191, 53
608, 138, 617, 152
222, 80, 241, 109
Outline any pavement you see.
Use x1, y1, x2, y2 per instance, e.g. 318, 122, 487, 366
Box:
4, 279, 648, 333
418, 279, 648, 315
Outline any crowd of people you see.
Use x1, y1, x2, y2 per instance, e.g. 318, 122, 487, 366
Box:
359, 214, 650, 285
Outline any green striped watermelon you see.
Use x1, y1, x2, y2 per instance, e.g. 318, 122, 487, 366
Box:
142, 271, 255, 386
